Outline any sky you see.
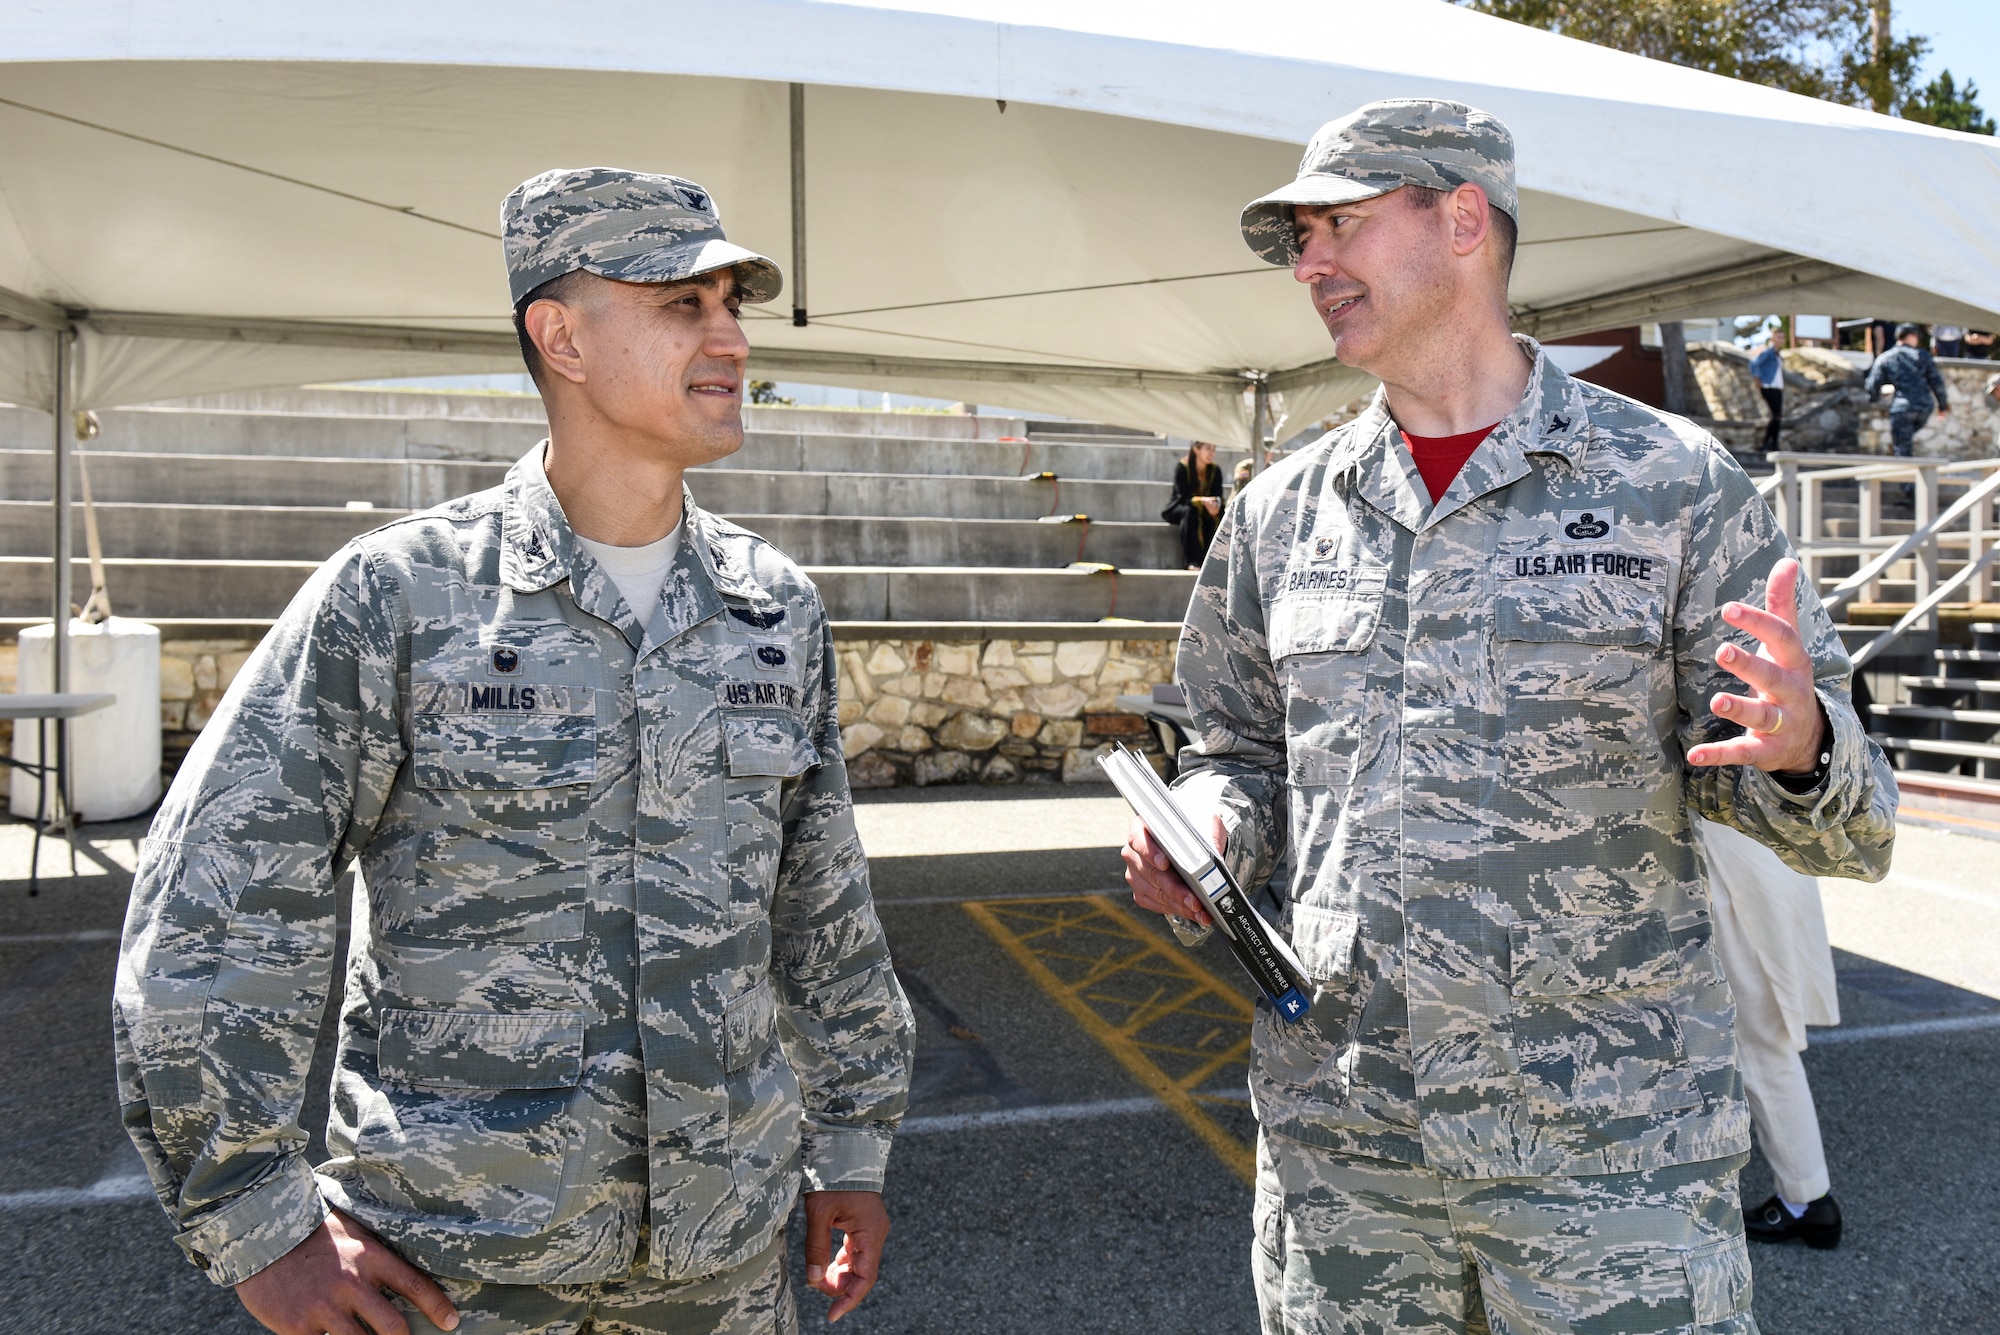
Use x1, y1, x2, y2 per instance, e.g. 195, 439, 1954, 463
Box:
1897, 0, 2000, 118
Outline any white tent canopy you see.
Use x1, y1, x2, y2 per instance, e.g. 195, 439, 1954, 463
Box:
4, 0, 1999, 446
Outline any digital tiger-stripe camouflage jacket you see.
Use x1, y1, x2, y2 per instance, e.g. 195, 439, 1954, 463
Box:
114, 447, 914, 1288
1174, 340, 1895, 1180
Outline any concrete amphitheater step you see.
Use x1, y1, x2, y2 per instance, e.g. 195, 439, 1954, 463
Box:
688, 470, 1172, 523
0, 556, 324, 620
0, 449, 509, 509
117, 389, 1164, 448
5, 431, 1187, 485
0, 556, 1197, 623
0, 501, 1184, 568
141, 390, 1033, 438
2, 400, 1183, 479
0, 501, 396, 561
720, 432, 1186, 480
0, 403, 546, 462
0, 394, 1034, 452
1, 450, 1182, 524
800, 567, 1195, 622
713, 516, 1182, 569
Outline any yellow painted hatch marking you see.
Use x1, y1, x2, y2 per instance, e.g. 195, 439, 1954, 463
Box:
963, 894, 1255, 1184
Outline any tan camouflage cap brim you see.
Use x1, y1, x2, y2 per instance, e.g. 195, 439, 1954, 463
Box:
502, 167, 783, 306
1241, 98, 1518, 266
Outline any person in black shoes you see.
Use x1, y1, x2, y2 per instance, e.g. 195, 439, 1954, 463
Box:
1697, 818, 1846, 1251
1746, 1192, 1842, 1248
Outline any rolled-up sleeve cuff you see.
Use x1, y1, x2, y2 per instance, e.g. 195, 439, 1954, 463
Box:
174, 1157, 328, 1287
801, 1125, 894, 1194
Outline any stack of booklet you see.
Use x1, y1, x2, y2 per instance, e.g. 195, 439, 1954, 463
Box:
1097, 744, 1312, 1023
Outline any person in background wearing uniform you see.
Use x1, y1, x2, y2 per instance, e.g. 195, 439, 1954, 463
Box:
1693, 819, 1844, 1249
1931, 323, 1965, 358
1165, 440, 1227, 568
114, 169, 914, 1335
1122, 98, 1895, 1335
1864, 322, 1950, 461
1749, 337, 1785, 453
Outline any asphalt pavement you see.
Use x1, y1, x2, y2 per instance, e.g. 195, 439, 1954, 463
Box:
0, 788, 1994, 1335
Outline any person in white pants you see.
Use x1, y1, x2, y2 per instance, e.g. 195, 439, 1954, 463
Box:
1696, 817, 1845, 1249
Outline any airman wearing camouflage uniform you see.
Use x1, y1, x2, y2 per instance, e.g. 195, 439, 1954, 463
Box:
1126, 100, 1897, 1334
115, 169, 914, 1335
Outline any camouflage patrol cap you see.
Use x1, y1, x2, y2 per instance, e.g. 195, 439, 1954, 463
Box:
501, 167, 782, 306
1240, 99, 1517, 266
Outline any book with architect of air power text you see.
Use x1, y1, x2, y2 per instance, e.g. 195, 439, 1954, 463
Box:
1096, 744, 1312, 1023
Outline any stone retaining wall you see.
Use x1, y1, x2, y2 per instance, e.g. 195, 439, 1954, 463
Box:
1690, 345, 2000, 460
0, 630, 1180, 799
833, 637, 1177, 787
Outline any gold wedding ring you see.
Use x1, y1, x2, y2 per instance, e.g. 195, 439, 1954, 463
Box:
1755, 707, 1784, 737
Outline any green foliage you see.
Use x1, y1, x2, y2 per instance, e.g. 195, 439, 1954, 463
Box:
1457, 0, 1973, 121
747, 379, 794, 406
1900, 70, 1997, 135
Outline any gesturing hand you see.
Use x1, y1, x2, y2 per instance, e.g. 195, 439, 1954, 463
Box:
1686, 558, 1827, 774
804, 1190, 890, 1323
1122, 813, 1226, 927
235, 1208, 458, 1335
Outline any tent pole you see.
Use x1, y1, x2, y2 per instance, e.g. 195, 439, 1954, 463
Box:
1251, 376, 1271, 475
790, 82, 808, 328
50, 328, 74, 823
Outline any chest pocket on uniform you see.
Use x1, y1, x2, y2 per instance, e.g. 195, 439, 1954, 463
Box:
723, 711, 820, 780
717, 707, 820, 912
1270, 566, 1387, 792
1495, 577, 1666, 791
400, 683, 598, 943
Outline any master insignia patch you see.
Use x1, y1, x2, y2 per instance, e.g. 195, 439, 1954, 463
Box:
1561, 509, 1614, 542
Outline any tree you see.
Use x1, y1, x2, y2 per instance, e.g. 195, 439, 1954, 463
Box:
1900, 70, 1997, 135
1842, 0, 1927, 114
1456, 0, 1955, 119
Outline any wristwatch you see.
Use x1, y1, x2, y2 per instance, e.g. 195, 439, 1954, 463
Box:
1770, 701, 1833, 794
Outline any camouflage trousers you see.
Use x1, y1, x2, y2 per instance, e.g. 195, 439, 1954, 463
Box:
1253, 1132, 1758, 1334
397, 1230, 797, 1335
1889, 408, 1923, 457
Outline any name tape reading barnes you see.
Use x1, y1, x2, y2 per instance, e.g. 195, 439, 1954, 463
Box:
1281, 563, 1390, 598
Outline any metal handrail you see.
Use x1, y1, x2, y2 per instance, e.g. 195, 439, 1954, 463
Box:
1767, 453, 2000, 478
1851, 544, 2000, 669
1820, 467, 2000, 617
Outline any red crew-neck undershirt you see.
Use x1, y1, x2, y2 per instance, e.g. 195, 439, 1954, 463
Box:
1402, 424, 1500, 504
